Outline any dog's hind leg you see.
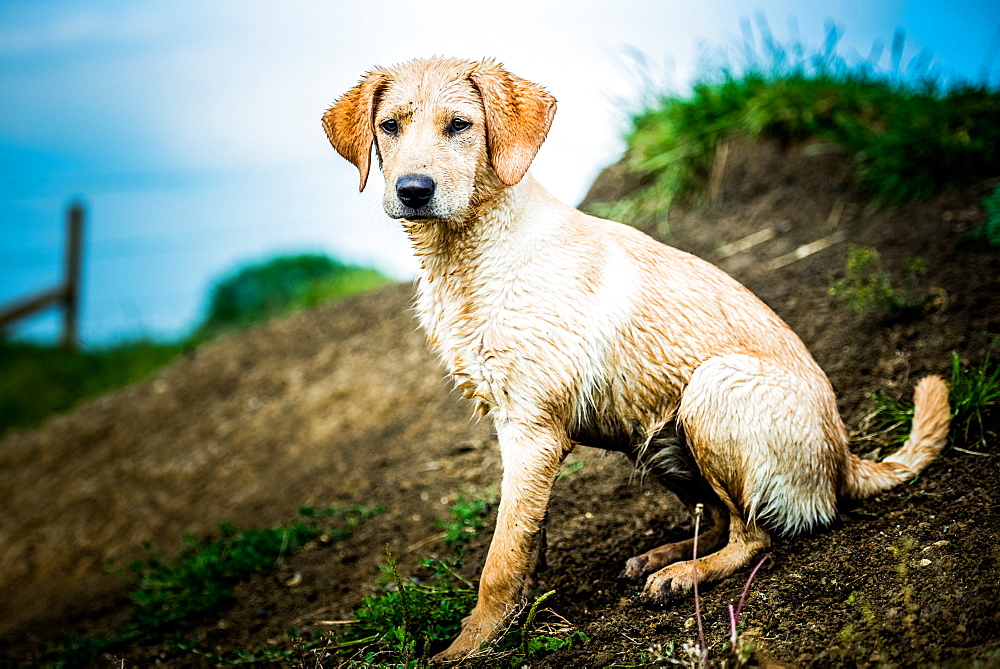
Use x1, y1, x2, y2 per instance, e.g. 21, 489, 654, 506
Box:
642, 500, 770, 601
624, 501, 729, 580
640, 353, 838, 600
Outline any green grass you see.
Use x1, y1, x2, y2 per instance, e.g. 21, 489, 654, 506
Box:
44, 506, 381, 667
437, 490, 496, 545
862, 348, 1000, 451
0, 339, 184, 436
109, 491, 573, 667
600, 24, 1000, 229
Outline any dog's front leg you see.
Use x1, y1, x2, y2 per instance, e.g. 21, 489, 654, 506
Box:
433, 419, 570, 662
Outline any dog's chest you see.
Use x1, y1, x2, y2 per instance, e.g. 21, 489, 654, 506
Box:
414, 252, 595, 423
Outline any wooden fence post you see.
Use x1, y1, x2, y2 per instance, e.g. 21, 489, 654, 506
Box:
62, 202, 84, 350
0, 200, 85, 347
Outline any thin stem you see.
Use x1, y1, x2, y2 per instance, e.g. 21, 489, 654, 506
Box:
692, 503, 707, 664
735, 554, 770, 620
728, 602, 738, 647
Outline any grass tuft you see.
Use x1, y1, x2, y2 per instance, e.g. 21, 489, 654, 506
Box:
325, 491, 585, 667
861, 346, 1000, 451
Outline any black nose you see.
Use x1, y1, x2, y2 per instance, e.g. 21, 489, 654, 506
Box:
396, 174, 435, 210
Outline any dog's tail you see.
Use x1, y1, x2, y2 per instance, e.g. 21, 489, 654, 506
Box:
841, 375, 951, 500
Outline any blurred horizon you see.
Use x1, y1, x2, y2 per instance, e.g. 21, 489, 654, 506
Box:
2, 0, 997, 346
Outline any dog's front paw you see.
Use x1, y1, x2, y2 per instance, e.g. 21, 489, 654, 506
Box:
641, 563, 697, 604
430, 613, 494, 664
431, 636, 480, 664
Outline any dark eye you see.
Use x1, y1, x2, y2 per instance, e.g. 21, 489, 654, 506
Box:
379, 119, 399, 135
449, 118, 472, 134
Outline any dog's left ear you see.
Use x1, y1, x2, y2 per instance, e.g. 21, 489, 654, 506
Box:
322, 69, 389, 192
469, 61, 556, 187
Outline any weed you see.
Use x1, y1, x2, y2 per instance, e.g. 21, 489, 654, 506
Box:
949, 346, 1000, 450
334, 553, 476, 664
828, 244, 929, 316
558, 458, 587, 480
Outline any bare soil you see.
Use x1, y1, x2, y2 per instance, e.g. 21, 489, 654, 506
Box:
1, 139, 998, 667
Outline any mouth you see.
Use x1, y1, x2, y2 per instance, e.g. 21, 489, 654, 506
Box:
388, 205, 445, 221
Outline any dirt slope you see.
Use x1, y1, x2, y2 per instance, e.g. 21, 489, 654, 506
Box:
2, 139, 998, 667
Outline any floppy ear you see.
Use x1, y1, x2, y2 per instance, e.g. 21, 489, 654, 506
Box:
322, 69, 389, 192
469, 61, 556, 187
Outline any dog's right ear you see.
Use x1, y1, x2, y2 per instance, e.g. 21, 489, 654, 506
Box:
322, 69, 389, 192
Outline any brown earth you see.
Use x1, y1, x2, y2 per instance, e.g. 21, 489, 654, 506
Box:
1, 139, 998, 667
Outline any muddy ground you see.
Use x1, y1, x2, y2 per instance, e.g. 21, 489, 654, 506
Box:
1, 140, 998, 667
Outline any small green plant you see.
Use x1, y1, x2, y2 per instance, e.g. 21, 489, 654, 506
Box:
439, 495, 489, 545
966, 184, 1000, 245
949, 347, 1000, 449
862, 347, 1000, 451
986, 185, 1000, 244
828, 244, 928, 316
437, 488, 498, 545
558, 459, 587, 480
340, 551, 479, 665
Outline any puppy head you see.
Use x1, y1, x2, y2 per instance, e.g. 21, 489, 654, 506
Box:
323, 57, 556, 223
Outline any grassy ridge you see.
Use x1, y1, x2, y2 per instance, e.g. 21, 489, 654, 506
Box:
1, 254, 390, 436
0, 339, 185, 435
604, 25, 1000, 228
194, 253, 389, 341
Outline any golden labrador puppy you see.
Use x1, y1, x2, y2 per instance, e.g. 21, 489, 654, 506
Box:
323, 57, 950, 661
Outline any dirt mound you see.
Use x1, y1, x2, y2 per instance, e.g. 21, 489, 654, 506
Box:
2, 139, 998, 666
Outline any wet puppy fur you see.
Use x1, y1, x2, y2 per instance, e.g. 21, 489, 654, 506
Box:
323, 57, 951, 661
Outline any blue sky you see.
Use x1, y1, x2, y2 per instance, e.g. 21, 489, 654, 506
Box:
1, 0, 997, 345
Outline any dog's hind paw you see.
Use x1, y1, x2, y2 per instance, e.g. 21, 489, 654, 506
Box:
623, 555, 650, 580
